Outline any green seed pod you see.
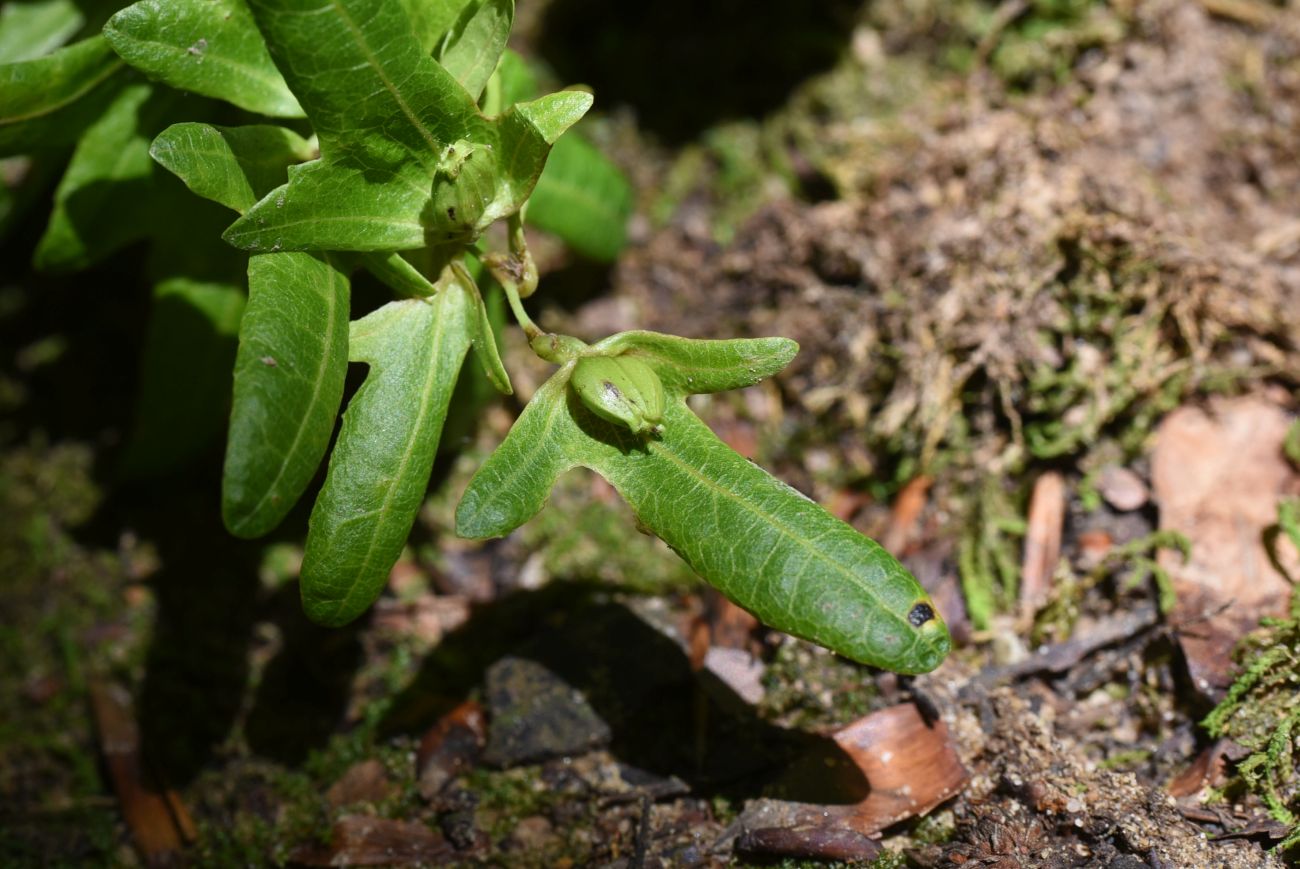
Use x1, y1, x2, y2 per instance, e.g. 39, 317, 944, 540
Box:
427, 139, 496, 242
571, 355, 665, 435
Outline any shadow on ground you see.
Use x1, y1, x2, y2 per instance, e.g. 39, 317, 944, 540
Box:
383, 581, 870, 802
534, 0, 864, 144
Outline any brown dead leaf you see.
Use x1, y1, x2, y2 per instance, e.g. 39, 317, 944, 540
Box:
416, 700, 486, 800
290, 816, 453, 867
1167, 740, 1229, 799
833, 702, 969, 829
1152, 396, 1300, 695
89, 682, 194, 867
1020, 472, 1066, 616
326, 759, 394, 809
728, 703, 968, 860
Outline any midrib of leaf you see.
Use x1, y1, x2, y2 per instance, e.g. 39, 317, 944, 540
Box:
258, 209, 424, 233
630, 407, 896, 620
632, 350, 767, 379
322, 292, 452, 622
0, 57, 123, 126
328, 0, 438, 158
237, 255, 344, 522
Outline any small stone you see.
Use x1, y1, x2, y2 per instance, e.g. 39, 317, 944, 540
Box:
1098, 466, 1149, 512
481, 657, 611, 768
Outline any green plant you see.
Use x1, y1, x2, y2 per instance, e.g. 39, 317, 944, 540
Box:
1203, 501, 1300, 852
2, 0, 951, 674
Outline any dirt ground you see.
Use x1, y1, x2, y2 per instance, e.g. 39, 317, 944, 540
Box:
3, 0, 1300, 866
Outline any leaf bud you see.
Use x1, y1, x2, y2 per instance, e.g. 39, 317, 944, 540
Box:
571, 355, 665, 435
427, 139, 495, 242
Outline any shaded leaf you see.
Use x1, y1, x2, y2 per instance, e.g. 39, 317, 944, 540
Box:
436, 0, 512, 101
401, 0, 472, 55
150, 122, 314, 214
105, 0, 303, 118
0, 0, 84, 63
0, 34, 124, 155
491, 48, 535, 109
528, 132, 632, 261
361, 251, 436, 297
32, 82, 167, 271
120, 276, 245, 478
301, 282, 473, 626
222, 252, 350, 538
455, 265, 510, 394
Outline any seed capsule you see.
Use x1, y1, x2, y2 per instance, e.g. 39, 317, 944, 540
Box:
571, 355, 665, 435
428, 139, 495, 241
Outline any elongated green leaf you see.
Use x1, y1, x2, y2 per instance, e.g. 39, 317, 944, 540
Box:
105, 0, 303, 117
301, 282, 473, 626
0, 35, 124, 155
528, 133, 632, 262
32, 81, 165, 271
593, 332, 798, 394
120, 276, 246, 477
223, 252, 350, 537
457, 334, 952, 674
0, 0, 84, 63
590, 400, 951, 674
454, 367, 578, 538
150, 122, 314, 214
436, 0, 511, 101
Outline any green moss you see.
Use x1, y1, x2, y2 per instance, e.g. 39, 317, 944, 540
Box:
759, 635, 882, 730
0, 439, 136, 865
1203, 564, 1300, 852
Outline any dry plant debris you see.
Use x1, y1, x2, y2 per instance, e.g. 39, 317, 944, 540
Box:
1152, 396, 1300, 695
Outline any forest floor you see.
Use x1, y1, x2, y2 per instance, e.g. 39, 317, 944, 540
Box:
3, 0, 1300, 866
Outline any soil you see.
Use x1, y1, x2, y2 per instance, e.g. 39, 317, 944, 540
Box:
3, 0, 1299, 867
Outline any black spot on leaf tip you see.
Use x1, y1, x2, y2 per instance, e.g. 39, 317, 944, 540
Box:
908, 602, 935, 628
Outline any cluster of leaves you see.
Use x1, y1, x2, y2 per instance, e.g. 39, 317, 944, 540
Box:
1203, 501, 1300, 851
2, 0, 951, 674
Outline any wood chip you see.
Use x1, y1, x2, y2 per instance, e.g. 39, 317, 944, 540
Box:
882, 475, 932, 555
89, 682, 194, 867
1020, 471, 1066, 616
